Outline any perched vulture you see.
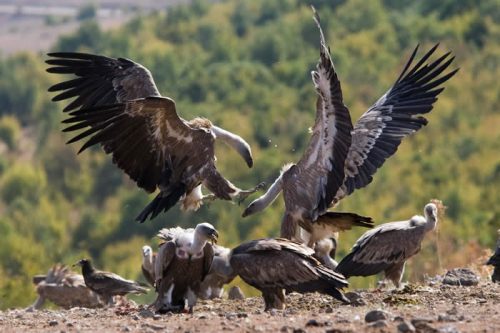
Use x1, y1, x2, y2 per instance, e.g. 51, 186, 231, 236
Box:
74, 259, 148, 305
28, 264, 102, 310
230, 238, 349, 311
243, 8, 458, 247
46, 53, 263, 223
199, 244, 237, 299
141, 245, 156, 287
486, 230, 500, 283
154, 222, 218, 313
335, 203, 438, 287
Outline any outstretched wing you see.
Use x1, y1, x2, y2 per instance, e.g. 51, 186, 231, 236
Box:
62, 97, 212, 193
294, 9, 353, 217
332, 44, 459, 205
46, 52, 161, 112
335, 221, 424, 277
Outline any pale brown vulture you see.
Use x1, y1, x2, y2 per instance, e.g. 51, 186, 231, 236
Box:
141, 245, 156, 287
154, 222, 217, 313
335, 203, 438, 287
198, 244, 237, 299
46, 53, 262, 222
73, 259, 148, 305
243, 8, 458, 247
230, 238, 349, 311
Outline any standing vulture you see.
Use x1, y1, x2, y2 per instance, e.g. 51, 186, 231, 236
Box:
198, 244, 237, 299
243, 8, 458, 247
141, 245, 156, 287
335, 203, 438, 287
486, 230, 500, 283
230, 238, 349, 311
46, 53, 263, 223
154, 222, 218, 313
73, 259, 148, 305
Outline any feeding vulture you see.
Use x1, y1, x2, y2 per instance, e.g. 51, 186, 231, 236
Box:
243, 8, 458, 247
46, 53, 263, 223
230, 238, 349, 311
73, 259, 148, 305
314, 237, 339, 270
154, 222, 218, 313
486, 230, 500, 283
335, 203, 438, 287
141, 245, 156, 287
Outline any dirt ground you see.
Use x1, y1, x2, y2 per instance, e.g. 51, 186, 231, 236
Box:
1, 279, 499, 333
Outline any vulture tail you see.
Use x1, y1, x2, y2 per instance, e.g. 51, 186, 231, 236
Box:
316, 212, 374, 230
135, 183, 186, 223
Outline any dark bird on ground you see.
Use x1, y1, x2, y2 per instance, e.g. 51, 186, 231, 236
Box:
154, 222, 218, 313
336, 203, 438, 288
73, 259, 148, 305
28, 264, 102, 310
243, 8, 458, 247
141, 245, 156, 287
230, 238, 349, 311
486, 230, 500, 283
46, 53, 263, 223
199, 244, 237, 299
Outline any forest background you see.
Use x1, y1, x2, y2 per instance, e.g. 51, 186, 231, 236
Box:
0, 0, 498, 308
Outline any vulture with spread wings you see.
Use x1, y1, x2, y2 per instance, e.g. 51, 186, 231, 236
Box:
243, 8, 458, 247
46, 53, 262, 222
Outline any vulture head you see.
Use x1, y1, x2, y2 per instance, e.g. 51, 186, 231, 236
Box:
175, 222, 218, 260
195, 222, 219, 244
73, 259, 90, 268
424, 203, 438, 222
142, 245, 153, 259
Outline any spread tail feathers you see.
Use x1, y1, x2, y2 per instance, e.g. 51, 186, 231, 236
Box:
317, 212, 374, 230
136, 184, 186, 223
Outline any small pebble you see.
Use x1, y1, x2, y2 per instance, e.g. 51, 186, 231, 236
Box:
48, 320, 58, 326
365, 309, 391, 323
397, 321, 416, 333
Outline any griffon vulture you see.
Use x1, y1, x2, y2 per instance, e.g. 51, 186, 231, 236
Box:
141, 245, 156, 287
46, 53, 263, 223
335, 203, 438, 287
243, 8, 458, 247
154, 222, 218, 313
230, 238, 349, 311
73, 259, 148, 305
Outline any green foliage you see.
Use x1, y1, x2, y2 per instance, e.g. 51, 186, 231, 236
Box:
77, 3, 97, 21
0, 0, 499, 308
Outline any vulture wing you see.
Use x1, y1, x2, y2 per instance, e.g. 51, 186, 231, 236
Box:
61, 97, 213, 193
332, 44, 458, 205
294, 9, 353, 218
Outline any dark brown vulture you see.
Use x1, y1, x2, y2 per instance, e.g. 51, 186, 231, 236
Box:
73, 259, 148, 305
153, 222, 218, 313
335, 203, 438, 287
243, 8, 458, 248
230, 238, 349, 311
46, 53, 263, 222
486, 230, 500, 283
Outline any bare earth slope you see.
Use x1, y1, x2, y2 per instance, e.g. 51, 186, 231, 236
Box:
1, 280, 498, 333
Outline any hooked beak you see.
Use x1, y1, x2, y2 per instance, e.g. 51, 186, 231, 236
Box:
209, 230, 219, 244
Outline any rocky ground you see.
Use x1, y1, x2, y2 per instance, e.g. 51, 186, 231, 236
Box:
1, 276, 499, 333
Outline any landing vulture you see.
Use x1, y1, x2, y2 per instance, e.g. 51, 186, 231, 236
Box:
243, 8, 458, 247
154, 222, 218, 313
230, 238, 349, 311
243, 8, 373, 246
486, 230, 500, 283
335, 203, 438, 287
74, 259, 148, 305
46, 53, 262, 223
141, 245, 156, 287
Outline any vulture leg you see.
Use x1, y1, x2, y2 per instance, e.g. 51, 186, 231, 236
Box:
185, 287, 197, 314
29, 296, 46, 310
385, 262, 406, 288
262, 288, 286, 311
492, 267, 500, 283
232, 182, 267, 204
